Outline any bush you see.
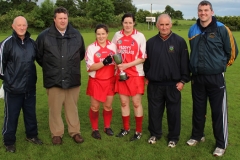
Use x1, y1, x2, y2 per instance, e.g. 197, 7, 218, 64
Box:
0, 9, 24, 31
173, 20, 179, 26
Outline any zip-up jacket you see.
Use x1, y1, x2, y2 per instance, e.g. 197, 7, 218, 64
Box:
0, 31, 37, 94
188, 16, 238, 75
144, 32, 190, 85
36, 23, 85, 89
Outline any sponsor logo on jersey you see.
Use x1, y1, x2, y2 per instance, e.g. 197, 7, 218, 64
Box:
169, 45, 174, 53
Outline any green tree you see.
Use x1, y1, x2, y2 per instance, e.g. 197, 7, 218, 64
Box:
0, 0, 37, 15
86, 0, 114, 24
0, 1, 12, 15
75, 0, 88, 16
152, 12, 162, 18
112, 0, 137, 15
173, 10, 183, 19
164, 5, 175, 18
0, 9, 25, 31
55, 0, 79, 16
135, 9, 151, 23
28, 0, 55, 29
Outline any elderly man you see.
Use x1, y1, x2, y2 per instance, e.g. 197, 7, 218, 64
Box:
0, 16, 42, 153
144, 14, 190, 148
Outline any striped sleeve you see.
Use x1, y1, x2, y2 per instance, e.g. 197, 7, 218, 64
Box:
225, 26, 238, 66
0, 36, 12, 76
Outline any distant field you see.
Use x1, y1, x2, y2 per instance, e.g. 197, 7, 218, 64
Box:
0, 25, 240, 159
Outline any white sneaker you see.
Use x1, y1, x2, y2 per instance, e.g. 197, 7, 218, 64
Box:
213, 147, 225, 157
186, 137, 205, 146
168, 141, 176, 148
148, 136, 157, 144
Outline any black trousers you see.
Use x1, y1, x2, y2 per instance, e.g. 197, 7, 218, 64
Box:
147, 83, 181, 142
191, 73, 228, 149
2, 90, 38, 145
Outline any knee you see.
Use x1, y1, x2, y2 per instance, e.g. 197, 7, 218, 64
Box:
133, 102, 141, 109
104, 105, 112, 111
90, 105, 100, 112
121, 101, 128, 108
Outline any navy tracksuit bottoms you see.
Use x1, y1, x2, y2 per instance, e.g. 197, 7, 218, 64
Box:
191, 73, 228, 149
2, 90, 38, 146
147, 83, 181, 142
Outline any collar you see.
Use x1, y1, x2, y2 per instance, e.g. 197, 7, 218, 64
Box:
197, 16, 217, 32
159, 31, 172, 40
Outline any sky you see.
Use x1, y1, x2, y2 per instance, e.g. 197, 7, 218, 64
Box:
37, 0, 240, 19
132, 0, 240, 19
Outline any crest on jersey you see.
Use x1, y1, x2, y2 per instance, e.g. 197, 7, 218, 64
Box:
95, 52, 101, 58
117, 40, 122, 44
169, 45, 174, 53
131, 40, 135, 46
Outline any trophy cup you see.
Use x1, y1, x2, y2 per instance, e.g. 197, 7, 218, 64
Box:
113, 53, 129, 81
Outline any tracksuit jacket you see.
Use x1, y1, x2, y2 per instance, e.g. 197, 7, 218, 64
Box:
188, 16, 238, 75
0, 31, 37, 94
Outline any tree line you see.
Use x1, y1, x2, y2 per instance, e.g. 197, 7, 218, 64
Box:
0, 0, 239, 31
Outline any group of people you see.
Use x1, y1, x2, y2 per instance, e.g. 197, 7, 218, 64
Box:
0, 0, 238, 157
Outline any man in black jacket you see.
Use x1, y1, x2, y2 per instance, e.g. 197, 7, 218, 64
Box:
0, 16, 43, 153
36, 7, 85, 145
144, 14, 190, 148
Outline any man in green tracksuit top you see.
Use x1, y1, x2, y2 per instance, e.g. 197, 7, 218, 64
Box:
186, 1, 239, 157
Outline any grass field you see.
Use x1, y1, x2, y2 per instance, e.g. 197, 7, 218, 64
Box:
0, 26, 240, 160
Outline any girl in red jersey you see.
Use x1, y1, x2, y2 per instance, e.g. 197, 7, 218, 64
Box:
85, 24, 117, 139
112, 13, 146, 141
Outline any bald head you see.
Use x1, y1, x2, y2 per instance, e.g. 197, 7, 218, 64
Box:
12, 16, 28, 40
13, 16, 28, 26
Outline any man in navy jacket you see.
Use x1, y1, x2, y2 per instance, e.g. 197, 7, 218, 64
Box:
0, 16, 42, 153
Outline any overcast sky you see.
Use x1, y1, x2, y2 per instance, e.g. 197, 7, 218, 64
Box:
132, 0, 240, 19
37, 0, 240, 19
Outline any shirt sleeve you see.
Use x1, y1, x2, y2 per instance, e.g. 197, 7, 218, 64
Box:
85, 45, 95, 72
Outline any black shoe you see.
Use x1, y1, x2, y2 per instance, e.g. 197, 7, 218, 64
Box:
130, 132, 142, 141
5, 145, 16, 153
116, 129, 130, 137
91, 130, 101, 140
26, 137, 43, 145
104, 128, 114, 136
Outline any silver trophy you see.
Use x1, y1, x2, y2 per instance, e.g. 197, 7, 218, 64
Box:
113, 53, 129, 81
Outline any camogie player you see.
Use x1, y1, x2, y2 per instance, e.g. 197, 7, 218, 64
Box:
85, 24, 116, 139
112, 13, 146, 141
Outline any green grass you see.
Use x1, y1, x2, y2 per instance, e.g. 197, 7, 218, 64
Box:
0, 26, 240, 159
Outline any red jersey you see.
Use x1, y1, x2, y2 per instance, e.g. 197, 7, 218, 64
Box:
112, 29, 146, 77
85, 40, 116, 79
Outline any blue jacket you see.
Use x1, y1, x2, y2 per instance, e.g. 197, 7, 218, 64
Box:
188, 16, 238, 75
0, 31, 37, 94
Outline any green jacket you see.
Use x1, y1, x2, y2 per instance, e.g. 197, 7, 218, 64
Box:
188, 16, 238, 75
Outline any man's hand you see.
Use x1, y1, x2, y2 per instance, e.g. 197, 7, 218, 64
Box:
103, 55, 112, 66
